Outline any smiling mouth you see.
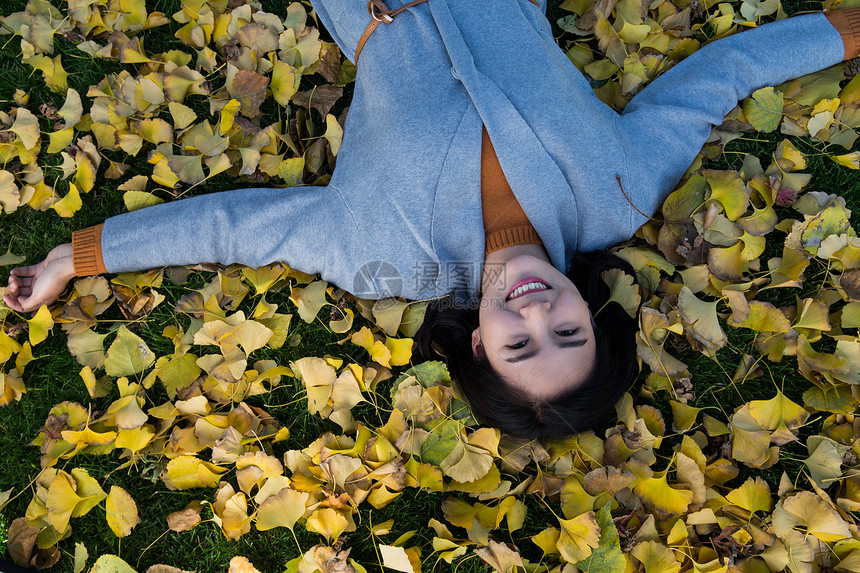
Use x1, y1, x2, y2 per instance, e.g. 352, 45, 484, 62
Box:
506, 279, 550, 301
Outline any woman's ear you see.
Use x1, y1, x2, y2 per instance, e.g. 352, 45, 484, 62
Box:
471, 328, 485, 359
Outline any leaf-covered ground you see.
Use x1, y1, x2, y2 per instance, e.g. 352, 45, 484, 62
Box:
1, 0, 860, 571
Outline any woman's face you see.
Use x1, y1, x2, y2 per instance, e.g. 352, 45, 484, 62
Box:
472, 254, 596, 400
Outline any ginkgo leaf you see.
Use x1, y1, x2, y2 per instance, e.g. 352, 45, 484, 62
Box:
271, 60, 300, 105
473, 540, 523, 573
166, 154, 205, 184
0, 245, 24, 267
670, 400, 700, 432
293, 281, 328, 323
352, 326, 393, 367
241, 265, 286, 295
725, 477, 772, 514
165, 455, 227, 489
227, 556, 263, 573
379, 545, 419, 573
136, 118, 173, 145
631, 540, 680, 573
255, 487, 309, 531
742, 86, 784, 132
123, 191, 163, 212
90, 555, 137, 573
45, 471, 83, 533
832, 151, 860, 169
704, 170, 749, 221
73, 542, 88, 573
747, 390, 809, 443
322, 114, 343, 156
290, 356, 337, 415
9, 108, 39, 149
372, 299, 409, 337
728, 300, 791, 333
439, 440, 494, 484
329, 307, 354, 333
166, 501, 203, 532
633, 472, 693, 518
677, 287, 728, 353
557, 511, 600, 564
51, 183, 82, 218
69, 468, 107, 519
27, 305, 53, 345
61, 426, 117, 452
601, 268, 641, 318
772, 491, 851, 542
155, 352, 201, 399
115, 425, 155, 454
215, 99, 239, 134
75, 154, 96, 193
168, 101, 197, 130
105, 486, 137, 537
104, 326, 155, 376
105, 393, 148, 430
574, 502, 625, 573
67, 329, 107, 370
804, 436, 846, 490
385, 337, 413, 367
532, 527, 560, 556
48, 128, 75, 154
0, 170, 21, 213
305, 507, 348, 543
230, 69, 269, 118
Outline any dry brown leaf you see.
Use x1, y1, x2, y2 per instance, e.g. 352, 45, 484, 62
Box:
292, 85, 343, 119
166, 501, 203, 532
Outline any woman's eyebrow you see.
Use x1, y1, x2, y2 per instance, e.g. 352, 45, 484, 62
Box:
506, 339, 587, 363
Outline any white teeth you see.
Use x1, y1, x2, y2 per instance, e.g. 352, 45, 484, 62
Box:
507, 282, 548, 300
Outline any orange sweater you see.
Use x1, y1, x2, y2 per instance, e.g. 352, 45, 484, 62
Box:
480, 127, 542, 255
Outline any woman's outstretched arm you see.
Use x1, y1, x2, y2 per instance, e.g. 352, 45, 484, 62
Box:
4, 184, 363, 313
615, 11, 850, 216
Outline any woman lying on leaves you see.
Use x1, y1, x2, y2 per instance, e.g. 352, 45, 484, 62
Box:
4, 1, 860, 439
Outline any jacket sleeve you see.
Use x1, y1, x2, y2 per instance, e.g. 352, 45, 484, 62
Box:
87, 185, 363, 285
615, 13, 844, 218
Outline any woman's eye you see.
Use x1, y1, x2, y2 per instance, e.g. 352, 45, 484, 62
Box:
507, 339, 528, 350
556, 329, 578, 336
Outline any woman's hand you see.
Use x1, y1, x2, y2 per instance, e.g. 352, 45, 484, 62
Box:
3, 243, 76, 313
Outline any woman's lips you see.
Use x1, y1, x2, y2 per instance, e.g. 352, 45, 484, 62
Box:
506, 277, 550, 301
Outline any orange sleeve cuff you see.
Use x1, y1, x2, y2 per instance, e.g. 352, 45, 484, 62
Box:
72, 224, 107, 276
827, 8, 860, 61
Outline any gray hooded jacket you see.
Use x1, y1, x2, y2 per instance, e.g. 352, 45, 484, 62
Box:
99, 1, 843, 299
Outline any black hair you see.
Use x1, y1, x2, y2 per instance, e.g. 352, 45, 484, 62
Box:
414, 250, 639, 440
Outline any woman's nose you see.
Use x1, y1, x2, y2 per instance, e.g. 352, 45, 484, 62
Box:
518, 298, 551, 317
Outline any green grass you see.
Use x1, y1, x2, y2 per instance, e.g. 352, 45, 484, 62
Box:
1, 0, 859, 571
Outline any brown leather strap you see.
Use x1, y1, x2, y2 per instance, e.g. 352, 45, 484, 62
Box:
355, 17, 383, 64
356, 0, 431, 63
355, 0, 540, 64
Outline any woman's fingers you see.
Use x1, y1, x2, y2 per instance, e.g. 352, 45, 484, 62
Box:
5, 288, 45, 313
10, 264, 39, 277
4, 269, 45, 313
6, 274, 33, 297
3, 293, 27, 313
